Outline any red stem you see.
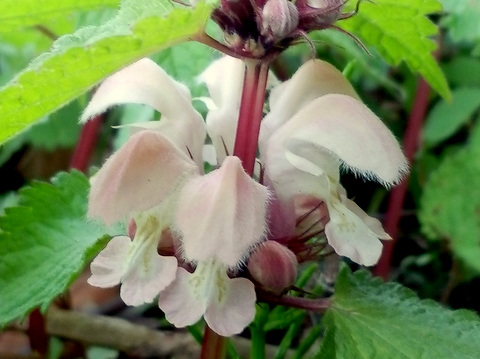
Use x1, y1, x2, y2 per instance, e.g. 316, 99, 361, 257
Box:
200, 326, 227, 359
27, 308, 48, 356
69, 115, 103, 171
257, 291, 331, 312
373, 77, 431, 280
233, 59, 270, 175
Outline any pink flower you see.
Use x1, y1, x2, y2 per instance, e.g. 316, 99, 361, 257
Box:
83, 59, 269, 336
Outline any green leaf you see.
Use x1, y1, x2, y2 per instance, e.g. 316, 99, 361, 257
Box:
339, 0, 451, 100
419, 146, 480, 273
440, 0, 480, 43
0, 0, 120, 33
0, 171, 111, 326
152, 41, 217, 98
423, 87, 480, 147
0, 0, 213, 145
317, 268, 480, 359
443, 57, 480, 87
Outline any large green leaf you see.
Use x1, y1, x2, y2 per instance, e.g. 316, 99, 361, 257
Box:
419, 146, 480, 273
0, 171, 111, 326
339, 0, 451, 100
0, 0, 120, 33
0, 0, 213, 145
316, 268, 480, 359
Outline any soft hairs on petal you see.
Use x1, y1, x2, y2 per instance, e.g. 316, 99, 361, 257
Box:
88, 130, 198, 225
175, 156, 270, 267
81, 58, 206, 166
260, 59, 359, 146
267, 94, 408, 186
82, 58, 195, 123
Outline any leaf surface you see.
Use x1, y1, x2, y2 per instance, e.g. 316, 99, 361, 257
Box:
0, 0, 213, 144
0, 171, 112, 326
316, 268, 480, 358
339, 0, 450, 100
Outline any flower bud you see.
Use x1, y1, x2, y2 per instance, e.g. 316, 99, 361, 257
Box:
261, 0, 299, 40
248, 240, 298, 294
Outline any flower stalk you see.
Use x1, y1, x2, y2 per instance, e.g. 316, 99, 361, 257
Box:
200, 325, 228, 359
233, 59, 270, 175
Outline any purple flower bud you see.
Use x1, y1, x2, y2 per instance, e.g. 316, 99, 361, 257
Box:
248, 240, 298, 294
261, 0, 299, 40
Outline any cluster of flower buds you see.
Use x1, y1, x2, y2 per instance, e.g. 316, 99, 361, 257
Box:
211, 0, 350, 56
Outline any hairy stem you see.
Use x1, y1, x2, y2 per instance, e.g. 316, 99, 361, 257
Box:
233, 59, 270, 175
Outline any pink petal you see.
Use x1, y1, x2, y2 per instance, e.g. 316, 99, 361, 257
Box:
88, 130, 198, 225
325, 200, 384, 266
268, 94, 408, 186
81, 58, 206, 166
175, 156, 269, 267
204, 277, 256, 336
87, 236, 131, 288
82, 58, 196, 124
260, 59, 359, 146
158, 267, 208, 327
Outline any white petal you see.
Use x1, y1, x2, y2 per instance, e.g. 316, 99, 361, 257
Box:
199, 56, 245, 160
82, 58, 194, 123
158, 267, 209, 328
81, 58, 206, 166
88, 236, 131, 288
342, 196, 391, 240
204, 276, 256, 337
121, 253, 178, 306
264, 143, 335, 204
260, 59, 359, 145
88, 130, 198, 225
325, 200, 384, 266
159, 262, 256, 337
175, 156, 269, 267
268, 94, 408, 186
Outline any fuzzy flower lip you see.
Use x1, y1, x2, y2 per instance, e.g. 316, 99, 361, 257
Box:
87, 213, 178, 306
175, 156, 270, 267
88, 130, 199, 225
261, 59, 408, 187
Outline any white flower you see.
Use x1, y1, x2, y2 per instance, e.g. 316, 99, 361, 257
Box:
83, 58, 269, 336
